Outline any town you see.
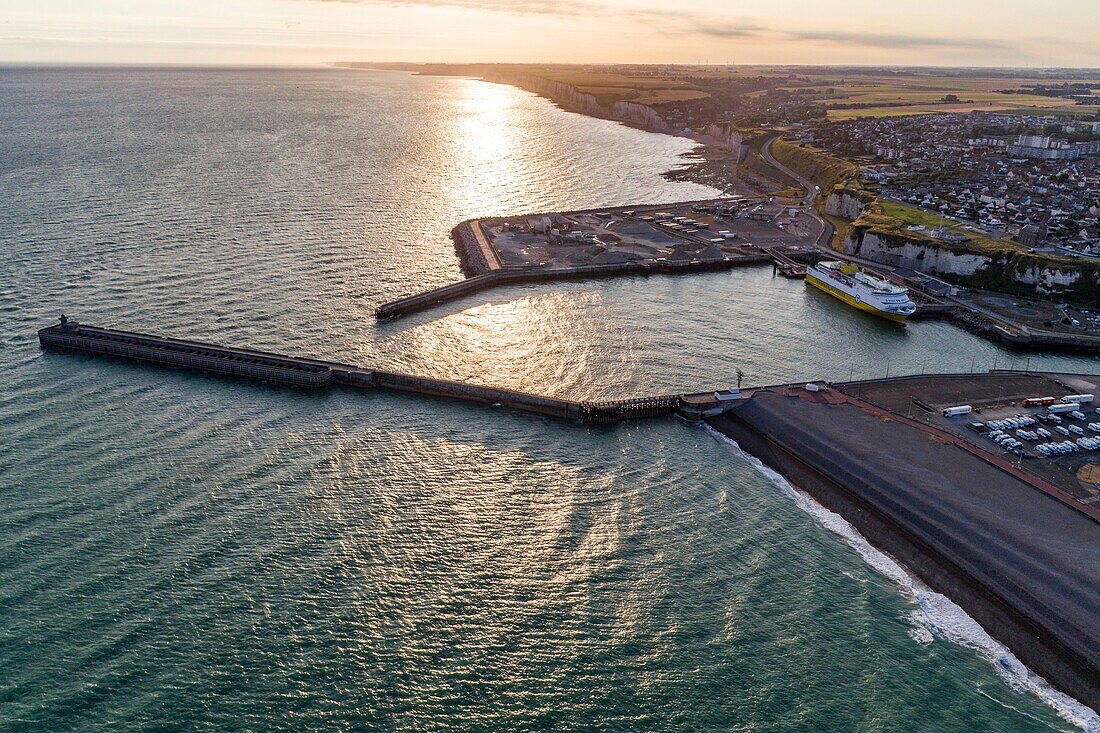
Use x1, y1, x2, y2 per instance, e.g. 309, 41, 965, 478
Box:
806, 113, 1100, 257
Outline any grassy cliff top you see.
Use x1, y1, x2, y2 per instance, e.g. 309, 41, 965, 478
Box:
769, 139, 860, 192
851, 201, 1089, 265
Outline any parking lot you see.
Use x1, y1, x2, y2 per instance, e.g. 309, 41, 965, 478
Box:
846, 372, 1100, 503
480, 198, 824, 269
962, 400, 1100, 459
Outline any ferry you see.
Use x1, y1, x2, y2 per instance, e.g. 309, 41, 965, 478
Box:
806, 261, 917, 323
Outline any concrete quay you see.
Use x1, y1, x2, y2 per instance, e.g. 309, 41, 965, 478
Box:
381, 196, 819, 319
707, 377, 1100, 712
376, 253, 771, 319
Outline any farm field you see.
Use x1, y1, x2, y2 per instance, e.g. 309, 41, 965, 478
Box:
827, 99, 1095, 119
351, 63, 1098, 118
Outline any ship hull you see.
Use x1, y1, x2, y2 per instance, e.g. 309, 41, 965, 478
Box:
806, 272, 909, 323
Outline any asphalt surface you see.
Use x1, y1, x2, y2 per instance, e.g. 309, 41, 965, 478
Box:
714, 391, 1100, 692
760, 135, 835, 248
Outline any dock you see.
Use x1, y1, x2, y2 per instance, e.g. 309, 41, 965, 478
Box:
379, 196, 825, 319
38, 318, 680, 424
376, 255, 771, 319
763, 247, 807, 278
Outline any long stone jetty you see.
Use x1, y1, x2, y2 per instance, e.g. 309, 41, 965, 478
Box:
37, 318, 679, 424
376, 255, 771, 319
39, 319, 1100, 709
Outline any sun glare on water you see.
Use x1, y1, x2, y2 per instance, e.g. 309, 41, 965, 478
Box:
449, 79, 527, 212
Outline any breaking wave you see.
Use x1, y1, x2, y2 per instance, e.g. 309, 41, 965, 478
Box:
706, 425, 1100, 733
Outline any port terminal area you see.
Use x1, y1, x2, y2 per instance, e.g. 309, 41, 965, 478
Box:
480, 197, 824, 270
704, 371, 1100, 711
376, 197, 827, 319
380, 197, 1100, 353
838, 371, 1100, 506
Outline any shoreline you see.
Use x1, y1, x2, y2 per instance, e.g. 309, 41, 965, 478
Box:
706, 384, 1100, 716
340, 64, 1100, 719
336, 63, 780, 197
707, 425, 1100, 731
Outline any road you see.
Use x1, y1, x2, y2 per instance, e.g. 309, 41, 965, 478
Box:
760, 135, 834, 248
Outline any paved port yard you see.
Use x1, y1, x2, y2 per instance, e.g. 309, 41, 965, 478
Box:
480, 198, 823, 270
379, 198, 824, 318
709, 390, 1100, 711
841, 372, 1100, 505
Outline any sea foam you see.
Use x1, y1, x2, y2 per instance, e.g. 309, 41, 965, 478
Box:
706, 425, 1100, 733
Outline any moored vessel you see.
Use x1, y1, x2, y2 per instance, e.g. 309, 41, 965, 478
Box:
806, 260, 916, 323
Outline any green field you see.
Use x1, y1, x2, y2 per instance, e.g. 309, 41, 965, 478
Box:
867, 202, 1027, 256
770, 139, 861, 191
352, 63, 1099, 120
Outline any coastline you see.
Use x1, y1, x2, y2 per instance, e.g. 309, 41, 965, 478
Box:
707, 425, 1100, 731
11, 64, 1100, 732
706, 389, 1100, 717
348, 65, 1100, 723
335, 63, 783, 197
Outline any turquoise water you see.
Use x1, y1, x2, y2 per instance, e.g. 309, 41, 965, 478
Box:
1, 66, 1097, 731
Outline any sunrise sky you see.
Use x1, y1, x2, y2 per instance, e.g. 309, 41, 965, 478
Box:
1, 0, 1098, 67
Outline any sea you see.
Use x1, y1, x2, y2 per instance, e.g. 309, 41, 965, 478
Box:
1, 66, 1098, 731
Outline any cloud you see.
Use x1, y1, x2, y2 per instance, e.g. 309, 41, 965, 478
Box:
307, 0, 765, 33
303, 0, 772, 42
311, 0, 601, 14
787, 30, 1015, 51
298, 0, 1016, 54
681, 18, 764, 39
628, 10, 764, 39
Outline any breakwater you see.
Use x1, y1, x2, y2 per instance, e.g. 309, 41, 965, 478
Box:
922, 307, 1100, 353
38, 319, 680, 424
452, 220, 501, 275
377, 254, 771, 319
38, 317, 1100, 711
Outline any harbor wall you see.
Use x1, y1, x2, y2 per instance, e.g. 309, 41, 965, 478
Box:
708, 398, 1100, 712
368, 369, 580, 420
39, 324, 335, 388
37, 321, 678, 425
376, 254, 771, 319
452, 220, 501, 276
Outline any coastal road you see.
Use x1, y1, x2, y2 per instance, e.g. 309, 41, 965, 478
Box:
761, 135, 817, 207
760, 135, 835, 249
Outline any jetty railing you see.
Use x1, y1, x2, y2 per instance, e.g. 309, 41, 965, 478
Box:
578, 396, 680, 424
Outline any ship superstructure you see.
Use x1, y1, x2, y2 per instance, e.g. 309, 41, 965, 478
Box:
806, 261, 917, 323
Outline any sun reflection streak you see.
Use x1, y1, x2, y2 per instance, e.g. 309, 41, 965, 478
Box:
448, 80, 527, 213
385, 289, 647, 401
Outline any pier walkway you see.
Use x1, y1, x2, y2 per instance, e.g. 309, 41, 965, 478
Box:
763, 247, 806, 278
38, 319, 681, 424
